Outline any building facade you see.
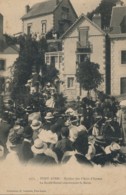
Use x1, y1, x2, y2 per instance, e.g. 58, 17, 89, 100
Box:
45, 14, 106, 100
109, 3, 126, 96
21, 0, 78, 38
0, 14, 19, 101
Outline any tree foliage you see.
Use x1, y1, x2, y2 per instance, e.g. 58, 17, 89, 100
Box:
4, 34, 17, 46
11, 35, 59, 102
76, 59, 103, 92
87, 0, 124, 29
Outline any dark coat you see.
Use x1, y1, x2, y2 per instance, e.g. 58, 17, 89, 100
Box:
54, 138, 74, 161
28, 153, 56, 166
62, 152, 93, 167
18, 139, 33, 163
0, 121, 11, 147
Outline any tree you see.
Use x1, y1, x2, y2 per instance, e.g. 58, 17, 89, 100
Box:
87, 0, 124, 29
76, 59, 103, 96
11, 35, 48, 103
4, 34, 17, 46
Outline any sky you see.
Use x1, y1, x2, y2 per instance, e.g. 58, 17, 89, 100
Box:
0, 0, 126, 35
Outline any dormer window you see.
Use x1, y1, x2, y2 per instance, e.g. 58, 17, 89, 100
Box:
61, 6, 69, 20
27, 23, 32, 35
78, 27, 89, 47
41, 20, 47, 34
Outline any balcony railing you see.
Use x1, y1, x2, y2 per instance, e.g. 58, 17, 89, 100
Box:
76, 41, 93, 53
47, 39, 62, 52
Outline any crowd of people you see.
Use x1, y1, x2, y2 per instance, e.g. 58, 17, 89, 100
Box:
0, 85, 126, 168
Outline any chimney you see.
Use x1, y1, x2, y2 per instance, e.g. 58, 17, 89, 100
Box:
0, 13, 3, 39
92, 13, 101, 28
25, 5, 30, 13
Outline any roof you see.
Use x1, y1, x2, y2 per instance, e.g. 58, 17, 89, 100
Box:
22, 0, 62, 20
110, 5, 126, 34
0, 45, 19, 54
61, 13, 105, 39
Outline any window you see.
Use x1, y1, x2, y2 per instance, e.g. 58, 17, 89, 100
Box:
46, 56, 50, 65
27, 24, 32, 35
121, 77, 126, 94
59, 56, 62, 63
67, 77, 74, 88
55, 56, 58, 63
41, 20, 47, 34
121, 51, 126, 64
78, 27, 89, 47
0, 77, 5, 93
0, 60, 5, 71
61, 7, 69, 20
77, 54, 90, 63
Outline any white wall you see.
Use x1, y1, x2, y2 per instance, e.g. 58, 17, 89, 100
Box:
111, 38, 126, 95
62, 17, 106, 100
0, 54, 18, 78
23, 14, 53, 35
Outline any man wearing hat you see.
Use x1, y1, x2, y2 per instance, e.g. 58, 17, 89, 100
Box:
30, 119, 42, 141
0, 113, 11, 149
54, 127, 74, 162
43, 112, 54, 131
28, 138, 57, 166
18, 126, 33, 164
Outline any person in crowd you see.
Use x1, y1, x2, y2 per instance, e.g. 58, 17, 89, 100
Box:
43, 112, 55, 130
54, 127, 74, 162
38, 129, 58, 164
92, 123, 100, 137
0, 144, 5, 161
0, 113, 11, 155
116, 102, 126, 145
28, 138, 57, 166
5, 132, 22, 164
18, 126, 33, 164
77, 116, 88, 133
91, 136, 114, 166
30, 119, 42, 141
68, 116, 79, 143
62, 131, 93, 166
85, 136, 96, 161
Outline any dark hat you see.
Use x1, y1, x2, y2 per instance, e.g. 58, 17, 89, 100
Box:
61, 127, 69, 137
23, 126, 33, 139
9, 133, 22, 145
95, 136, 106, 145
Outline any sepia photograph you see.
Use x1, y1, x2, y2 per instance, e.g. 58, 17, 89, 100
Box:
0, 0, 126, 194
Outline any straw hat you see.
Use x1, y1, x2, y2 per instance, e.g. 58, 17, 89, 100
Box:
38, 130, 58, 144
45, 112, 54, 120
31, 139, 47, 154
31, 119, 42, 131
13, 125, 24, 135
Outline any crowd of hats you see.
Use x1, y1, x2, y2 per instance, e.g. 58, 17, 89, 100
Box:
0, 94, 126, 166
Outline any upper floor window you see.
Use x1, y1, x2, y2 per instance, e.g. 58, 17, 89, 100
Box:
121, 77, 126, 94
0, 59, 5, 71
45, 56, 50, 65
67, 77, 74, 89
78, 27, 89, 47
27, 23, 32, 35
121, 50, 126, 64
41, 20, 47, 34
61, 6, 69, 20
0, 77, 5, 93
